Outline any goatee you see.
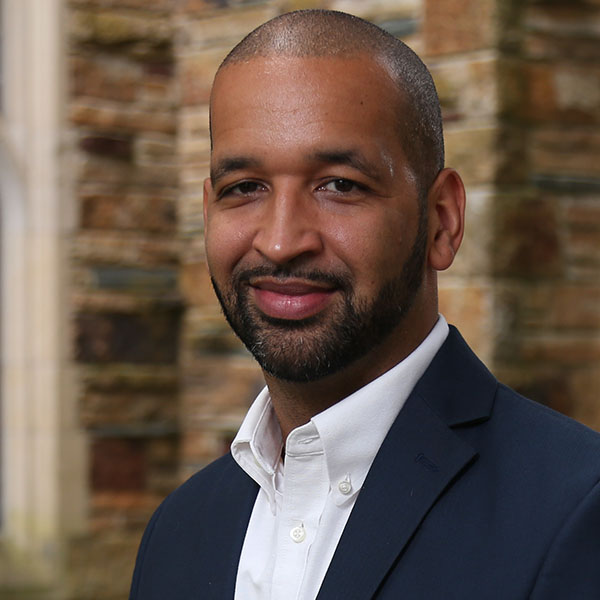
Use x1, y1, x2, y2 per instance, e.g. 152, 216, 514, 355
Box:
210, 218, 427, 383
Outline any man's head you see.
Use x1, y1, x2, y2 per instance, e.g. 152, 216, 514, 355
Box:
214, 9, 444, 198
203, 10, 465, 387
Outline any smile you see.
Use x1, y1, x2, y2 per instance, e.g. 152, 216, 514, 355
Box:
249, 278, 337, 321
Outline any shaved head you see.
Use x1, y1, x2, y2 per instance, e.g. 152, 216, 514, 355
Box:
214, 9, 444, 197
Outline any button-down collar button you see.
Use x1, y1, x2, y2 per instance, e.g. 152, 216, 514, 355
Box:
338, 480, 352, 495
290, 525, 306, 543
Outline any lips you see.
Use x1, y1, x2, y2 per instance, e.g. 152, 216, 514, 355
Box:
249, 278, 336, 321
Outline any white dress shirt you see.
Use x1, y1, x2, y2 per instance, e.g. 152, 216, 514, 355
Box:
231, 316, 449, 600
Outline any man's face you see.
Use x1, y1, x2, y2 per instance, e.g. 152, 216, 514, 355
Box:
204, 55, 432, 383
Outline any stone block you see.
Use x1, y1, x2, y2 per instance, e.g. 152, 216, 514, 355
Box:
499, 281, 600, 332
178, 191, 205, 237
70, 101, 176, 134
492, 195, 562, 277
72, 289, 176, 314
564, 196, 600, 277
521, 62, 600, 124
554, 66, 600, 120
80, 191, 177, 233
524, 31, 600, 62
327, 0, 421, 25
423, 0, 497, 56
179, 106, 210, 142
444, 125, 499, 185
138, 72, 176, 103
179, 49, 224, 106
70, 8, 173, 46
70, 54, 140, 102
89, 490, 161, 531
495, 124, 530, 186
181, 159, 211, 186
73, 231, 180, 265
66, 531, 141, 599
523, 3, 600, 42
70, 0, 172, 10
180, 306, 248, 361
446, 186, 494, 277
75, 309, 181, 364
570, 367, 600, 431
179, 5, 280, 51
565, 197, 600, 231
78, 363, 178, 392
177, 0, 237, 12
179, 261, 215, 307
91, 438, 146, 492
80, 390, 178, 428
90, 265, 178, 293
505, 366, 573, 414
430, 54, 499, 122
146, 437, 178, 466
78, 154, 179, 187
79, 134, 134, 161
181, 235, 207, 265
530, 127, 600, 178
519, 334, 600, 365
438, 281, 494, 363
180, 430, 229, 465
180, 354, 261, 415
134, 135, 177, 164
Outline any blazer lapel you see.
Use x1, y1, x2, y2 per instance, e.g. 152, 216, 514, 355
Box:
196, 456, 259, 599
317, 326, 496, 599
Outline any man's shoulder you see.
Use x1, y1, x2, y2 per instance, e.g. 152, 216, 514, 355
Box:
130, 454, 258, 598
418, 325, 600, 484
491, 381, 600, 464
161, 452, 254, 511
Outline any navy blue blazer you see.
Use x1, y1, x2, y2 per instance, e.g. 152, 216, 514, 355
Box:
130, 327, 600, 599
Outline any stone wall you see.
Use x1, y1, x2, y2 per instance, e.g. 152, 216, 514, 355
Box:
67, 1, 181, 596
491, 0, 600, 429
56, 0, 599, 598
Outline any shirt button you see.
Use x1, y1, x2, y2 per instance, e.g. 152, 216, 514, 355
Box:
290, 525, 306, 543
338, 480, 352, 495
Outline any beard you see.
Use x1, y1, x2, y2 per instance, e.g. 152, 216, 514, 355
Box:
210, 216, 428, 383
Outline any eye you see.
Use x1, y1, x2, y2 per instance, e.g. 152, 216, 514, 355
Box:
319, 179, 362, 193
219, 180, 266, 199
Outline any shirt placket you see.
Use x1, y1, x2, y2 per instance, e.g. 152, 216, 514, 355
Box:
270, 429, 329, 600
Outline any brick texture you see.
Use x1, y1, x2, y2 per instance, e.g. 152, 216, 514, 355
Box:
488, 0, 600, 422
67, 0, 180, 597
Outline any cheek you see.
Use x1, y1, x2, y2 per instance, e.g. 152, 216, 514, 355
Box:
205, 215, 255, 279
326, 216, 407, 284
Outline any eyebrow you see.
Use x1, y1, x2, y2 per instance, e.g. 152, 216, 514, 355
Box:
210, 156, 262, 185
210, 148, 386, 185
309, 149, 385, 182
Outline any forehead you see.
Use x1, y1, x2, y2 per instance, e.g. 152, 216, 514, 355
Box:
210, 54, 404, 158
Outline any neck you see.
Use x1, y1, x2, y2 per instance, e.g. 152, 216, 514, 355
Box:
264, 309, 438, 441
264, 371, 366, 441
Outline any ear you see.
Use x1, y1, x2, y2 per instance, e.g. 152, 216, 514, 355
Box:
427, 168, 466, 271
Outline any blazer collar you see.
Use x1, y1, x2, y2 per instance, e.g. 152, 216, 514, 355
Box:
317, 326, 497, 599
414, 325, 497, 427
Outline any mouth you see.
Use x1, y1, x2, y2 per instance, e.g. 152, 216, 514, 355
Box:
248, 277, 338, 321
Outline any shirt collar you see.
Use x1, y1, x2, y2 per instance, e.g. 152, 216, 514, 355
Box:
231, 388, 283, 507
231, 316, 449, 509
312, 315, 449, 505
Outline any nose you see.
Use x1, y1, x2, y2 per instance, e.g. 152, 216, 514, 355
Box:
252, 187, 324, 265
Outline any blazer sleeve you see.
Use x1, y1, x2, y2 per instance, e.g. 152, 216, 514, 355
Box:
529, 478, 600, 599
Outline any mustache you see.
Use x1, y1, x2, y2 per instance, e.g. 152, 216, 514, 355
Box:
232, 265, 352, 291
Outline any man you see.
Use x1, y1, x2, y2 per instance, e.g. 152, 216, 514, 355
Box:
130, 10, 600, 599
